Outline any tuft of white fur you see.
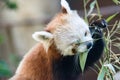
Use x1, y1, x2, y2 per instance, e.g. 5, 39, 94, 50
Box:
32, 31, 53, 42
61, 0, 72, 14
32, 31, 53, 52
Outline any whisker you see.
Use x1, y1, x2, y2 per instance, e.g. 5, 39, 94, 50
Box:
80, 38, 103, 44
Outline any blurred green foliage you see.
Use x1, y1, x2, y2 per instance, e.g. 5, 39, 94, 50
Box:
0, 54, 21, 78
4, 0, 17, 9
9, 54, 21, 68
0, 35, 4, 44
0, 60, 12, 77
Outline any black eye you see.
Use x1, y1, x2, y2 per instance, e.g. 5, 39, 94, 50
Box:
85, 31, 87, 36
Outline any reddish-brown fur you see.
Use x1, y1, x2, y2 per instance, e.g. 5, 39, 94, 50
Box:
10, 40, 63, 80
10, 13, 66, 80
10, 0, 94, 79
46, 13, 67, 33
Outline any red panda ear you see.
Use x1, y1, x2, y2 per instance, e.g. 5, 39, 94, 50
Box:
61, 7, 67, 13
61, 0, 72, 14
32, 31, 53, 42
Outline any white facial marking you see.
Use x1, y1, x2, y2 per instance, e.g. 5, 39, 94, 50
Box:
77, 44, 87, 53
54, 11, 93, 56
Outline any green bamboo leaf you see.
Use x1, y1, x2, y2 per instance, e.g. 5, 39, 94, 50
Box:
113, 64, 120, 70
107, 71, 114, 80
96, 0, 101, 18
106, 13, 119, 23
79, 51, 88, 72
104, 64, 116, 80
112, 0, 120, 5
87, 0, 96, 16
97, 66, 107, 80
104, 64, 116, 74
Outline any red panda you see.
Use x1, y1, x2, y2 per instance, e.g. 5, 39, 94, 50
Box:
9, 0, 104, 80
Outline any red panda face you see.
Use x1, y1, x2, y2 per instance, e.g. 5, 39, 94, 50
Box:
32, 0, 93, 56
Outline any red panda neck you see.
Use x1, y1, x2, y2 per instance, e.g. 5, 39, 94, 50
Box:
47, 42, 62, 61
47, 42, 81, 80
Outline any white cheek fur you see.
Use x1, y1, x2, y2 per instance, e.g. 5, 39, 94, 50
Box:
53, 12, 93, 56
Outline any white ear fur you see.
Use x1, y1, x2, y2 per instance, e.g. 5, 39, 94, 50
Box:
32, 31, 53, 52
32, 31, 53, 42
61, 0, 72, 14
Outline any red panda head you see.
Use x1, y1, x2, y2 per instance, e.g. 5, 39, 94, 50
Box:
32, 0, 93, 56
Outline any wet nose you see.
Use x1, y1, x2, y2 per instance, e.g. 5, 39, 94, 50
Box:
87, 42, 93, 49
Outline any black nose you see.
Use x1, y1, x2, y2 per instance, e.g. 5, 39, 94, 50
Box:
87, 42, 93, 49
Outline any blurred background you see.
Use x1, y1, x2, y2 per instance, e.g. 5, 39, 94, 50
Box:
0, 0, 120, 80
